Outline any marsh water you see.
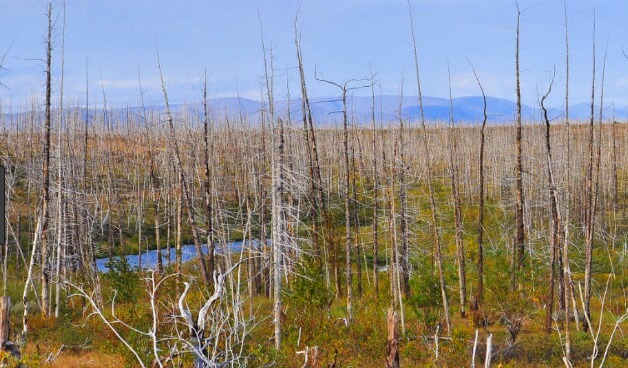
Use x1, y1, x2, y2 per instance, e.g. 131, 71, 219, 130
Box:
95, 240, 261, 272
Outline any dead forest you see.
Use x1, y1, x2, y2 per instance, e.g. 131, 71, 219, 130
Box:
0, 2, 626, 368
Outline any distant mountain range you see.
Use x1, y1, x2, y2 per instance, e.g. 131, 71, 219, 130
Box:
172, 95, 627, 126
6, 95, 627, 126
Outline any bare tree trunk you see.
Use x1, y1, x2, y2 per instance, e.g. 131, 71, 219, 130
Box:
40, 1, 54, 318
351, 147, 363, 297
514, 2, 526, 274
54, 2, 67, 319
0, 296, 9, 347
583, 17, 596, 332
540, 72, 562, 334
386, 308, 400, 368
468, 62, 487, 307
370, 80, 380, 296
294, 18, 328, 289
271, 118, 286, 350
397, 95, 410, 298
23, 3, 54, 338
157, 53, 210, 287
408, 2, 451, 334
176, 184, 182, 287
82, 60, 103, 309
447, 64, 466, 317
485, 334, 493, 368
343, 91, 353, 325
202, 71, 215, 284
315, 74, 369, 325
562, 1, 572, 360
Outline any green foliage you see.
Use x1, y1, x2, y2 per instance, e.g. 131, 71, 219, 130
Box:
284, 261, 334, 314
409, 271, 443, 332
104, 256, 139, 303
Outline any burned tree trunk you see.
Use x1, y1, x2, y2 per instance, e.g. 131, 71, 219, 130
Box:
540, 71, 562, 334
468, 62, 487, 307
514, 2, 526, 274
1, 296, 19, 359
23, 2, 54, 338
386, 308, 400, 368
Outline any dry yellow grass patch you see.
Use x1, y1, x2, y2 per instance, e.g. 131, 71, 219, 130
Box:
47, 351, 124, 368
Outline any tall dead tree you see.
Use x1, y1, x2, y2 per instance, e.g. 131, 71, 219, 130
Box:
370, 77, 380, 295
562, 0, 572, 362
23, 2, 54, 338
447, 63, 466, 317
53, 1, 66, 318
40, 1, 54, 317
583, 16, 596, 332
540, 70, 562, 334
202, 70, 215, 283
259, 28, 286, 349
514, 2, 526, 274
137, 70, 163, 273
468, 61, 487, 307
271, 117, 286, 349
294, 15, 328, 289
397, 87, 410, 298
316, 73, 368, 325
157, 52, 210, 287
408, 1, 451, 334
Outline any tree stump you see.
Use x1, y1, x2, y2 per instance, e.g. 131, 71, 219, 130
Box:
386, 307, 400, 368
0, 296, 10, 347
1, 295, 19, 360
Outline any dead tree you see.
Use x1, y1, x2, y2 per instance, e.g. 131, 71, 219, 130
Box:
1, 296, 19, 359
258, 31, 286, 349
408, 1, 451, 334
202, 71, 215, 283
396, 87, 410, 298
271, 117, 287, 349
294, 15, 328, 290
514, 2, 526, 275
0, 296, 9, 346
446, 65, 466, 317
23, 2, 54, 338
562, 0, 573, 362
540, 70, 562, 334
157, 52, 210, 287
53, 2, 67, 318
40, 0, 54, 317
138, 70, 163, 273
67, 267, 248, 368
583, 16, 596, 332
370, 77, 380, 295
315, 72, 368, 325
386, 308, 400, 368
468, 61, 487, 307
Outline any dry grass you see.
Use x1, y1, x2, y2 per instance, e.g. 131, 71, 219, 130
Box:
47, 352, 125, 368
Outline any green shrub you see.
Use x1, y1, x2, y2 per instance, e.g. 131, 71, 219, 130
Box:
409, 271, 443, 332
104, 256, 139, 303
284, 261, 333, 313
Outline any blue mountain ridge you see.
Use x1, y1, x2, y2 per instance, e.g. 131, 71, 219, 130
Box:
6, 95, 627, 126
176, 95, 628, 126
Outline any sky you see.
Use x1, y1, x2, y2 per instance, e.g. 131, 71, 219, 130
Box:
0, 0, 627, 109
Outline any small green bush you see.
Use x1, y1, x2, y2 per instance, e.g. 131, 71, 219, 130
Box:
104, 256, 139, 303
409, 271, 443, 332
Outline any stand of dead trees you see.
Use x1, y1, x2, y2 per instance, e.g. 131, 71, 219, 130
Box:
0, 2, 625, 367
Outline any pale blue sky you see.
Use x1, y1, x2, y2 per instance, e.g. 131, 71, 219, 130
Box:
0, 0, 627, 108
